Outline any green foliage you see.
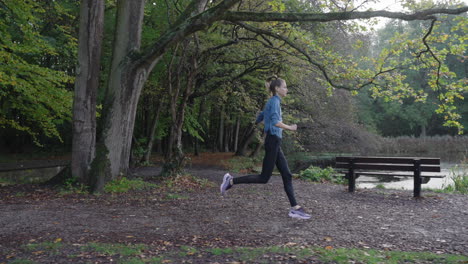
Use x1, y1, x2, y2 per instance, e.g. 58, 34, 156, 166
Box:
358, 10, 468, 135
0, 0, 77, 146
131, 137, 148, 164
59, 176, 89, 195
104, 177, 157, 193
298, 166, 345, 184
442, 162, 468, 194
183, 106, 205, 142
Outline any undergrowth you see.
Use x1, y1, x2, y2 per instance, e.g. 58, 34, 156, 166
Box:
440, 159, 468, 194
104, 177, 157, 193
297, 165, 346, 184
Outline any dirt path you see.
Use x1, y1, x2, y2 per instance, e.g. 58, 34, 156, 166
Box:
0, 165, 467, 261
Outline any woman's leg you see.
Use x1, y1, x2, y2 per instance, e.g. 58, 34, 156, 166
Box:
276, 147, 298, 207
233, 134, 279, 184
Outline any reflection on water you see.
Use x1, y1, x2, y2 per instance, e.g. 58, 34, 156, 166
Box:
356, 152, 467, 190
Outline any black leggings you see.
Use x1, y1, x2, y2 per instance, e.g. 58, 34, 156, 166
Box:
233, 134, 298, 207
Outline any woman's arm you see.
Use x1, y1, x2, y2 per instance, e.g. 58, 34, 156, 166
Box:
255, 111, 264, 124
275, 121, 297, 131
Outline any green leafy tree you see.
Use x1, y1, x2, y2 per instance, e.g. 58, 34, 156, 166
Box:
357, 3, 467, 136
0, 0, 77, 147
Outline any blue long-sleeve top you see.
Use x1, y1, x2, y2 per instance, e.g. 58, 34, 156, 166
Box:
256, 95, 283, 138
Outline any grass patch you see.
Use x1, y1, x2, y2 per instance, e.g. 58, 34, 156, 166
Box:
9, 260, 35, 264
84, 242, 147, 256
178, 245, 198, 257
164, 193, 189, 200
104, 177, 157, 193
375, 184, 386, 189
119, 257, 165, 264
206, 245, 313, 262
207, 247, 235, 256
24, 240, 64, 255
16, 242, 468, 264
205, 245, 468, 263
316, 247, 468, 264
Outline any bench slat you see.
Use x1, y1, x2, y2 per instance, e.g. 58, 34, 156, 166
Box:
335, 163, 441, 172
354, 172, 445, 178
336, 156, 440, 165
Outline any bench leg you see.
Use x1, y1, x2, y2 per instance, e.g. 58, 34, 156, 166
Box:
413, 160, 421, 198
348, 171, 355, 192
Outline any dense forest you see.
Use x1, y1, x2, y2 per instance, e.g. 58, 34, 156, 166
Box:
1, 0, 466, 191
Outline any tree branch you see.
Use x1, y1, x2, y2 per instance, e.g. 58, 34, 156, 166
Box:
416, 19, 445, 109
223, 7, 468, 22
234, 22, 406, 91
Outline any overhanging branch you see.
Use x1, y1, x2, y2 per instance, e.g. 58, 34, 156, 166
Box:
223, 7, 468, 22
234, 22, 405, 91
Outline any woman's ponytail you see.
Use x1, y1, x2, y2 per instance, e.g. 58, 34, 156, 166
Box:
266, 75, 283, 95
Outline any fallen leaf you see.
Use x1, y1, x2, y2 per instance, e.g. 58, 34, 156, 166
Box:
55, 238, 62, 243
324, 237, 333, 242
325, 246, 333, 250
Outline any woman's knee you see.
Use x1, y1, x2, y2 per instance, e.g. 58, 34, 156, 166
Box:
257, 175, 270, 184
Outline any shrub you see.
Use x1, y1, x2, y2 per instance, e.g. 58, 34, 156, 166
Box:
298, 166, 345, 184
104, 177, 156, 193
443, 161, 468, 194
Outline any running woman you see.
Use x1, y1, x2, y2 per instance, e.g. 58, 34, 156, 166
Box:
220, 77, 311, 219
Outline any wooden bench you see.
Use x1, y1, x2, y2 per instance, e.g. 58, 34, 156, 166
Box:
335, 156, 445, 197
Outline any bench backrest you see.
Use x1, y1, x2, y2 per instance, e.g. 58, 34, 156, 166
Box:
335, 156, 440, 172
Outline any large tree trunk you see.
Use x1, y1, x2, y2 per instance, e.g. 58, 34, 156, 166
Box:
72, 0, 104, 185
89, 0, 148, 192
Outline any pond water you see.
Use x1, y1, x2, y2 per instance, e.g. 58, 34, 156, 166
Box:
356, 162, 467, 190
301, 152, 467, 191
